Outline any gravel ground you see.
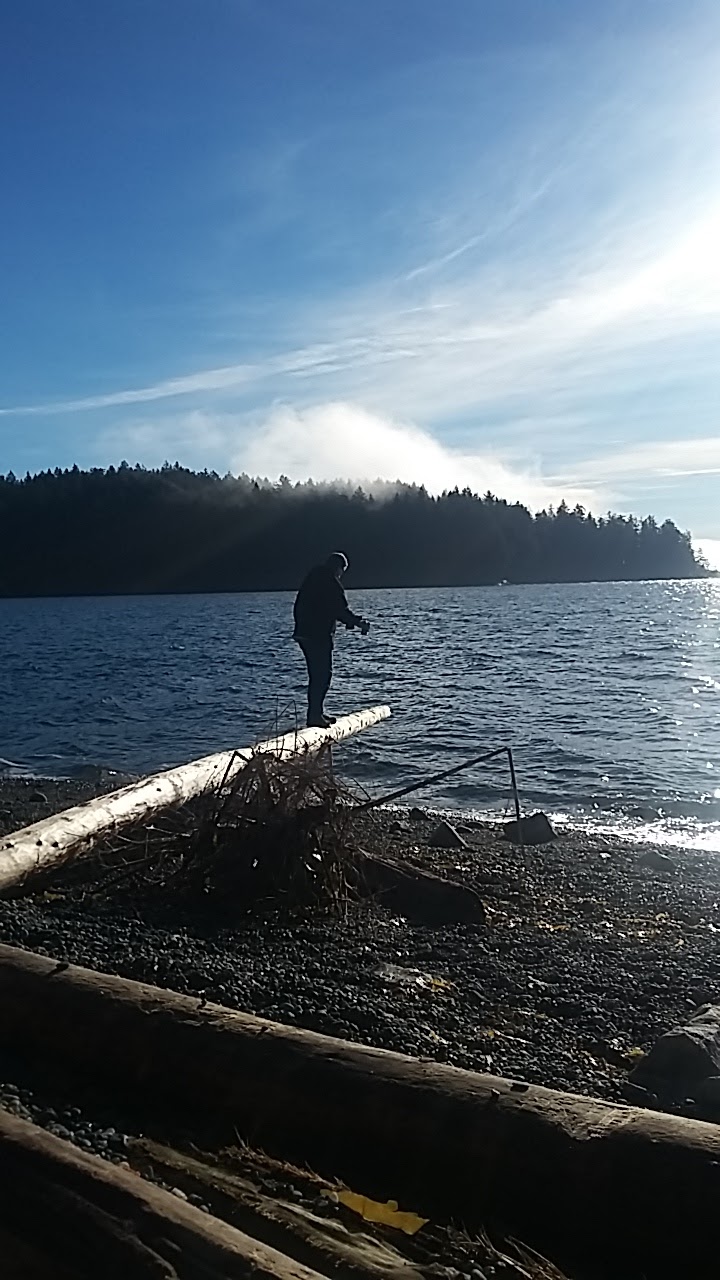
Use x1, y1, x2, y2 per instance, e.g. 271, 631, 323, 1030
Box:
0, 1044, 135, 1162
1, 777, 720, 1151
0, 773, 136, 834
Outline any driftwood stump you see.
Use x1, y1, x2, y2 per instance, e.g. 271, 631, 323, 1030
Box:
357, 851, 486, 924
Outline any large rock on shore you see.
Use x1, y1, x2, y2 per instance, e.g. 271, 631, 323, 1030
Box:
503, 813, 556, 846
631, 1004, 720, 1102
428, 820, 468, 850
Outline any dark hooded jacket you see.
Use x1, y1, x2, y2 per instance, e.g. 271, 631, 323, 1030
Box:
293, 564, 362, 641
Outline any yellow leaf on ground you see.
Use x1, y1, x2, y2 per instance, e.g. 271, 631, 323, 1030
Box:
334, 1190, 428, 1235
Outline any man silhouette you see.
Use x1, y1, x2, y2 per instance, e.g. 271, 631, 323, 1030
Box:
293, 552, 369, 727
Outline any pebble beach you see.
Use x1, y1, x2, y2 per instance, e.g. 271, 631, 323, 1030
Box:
2, 777, 720, 1129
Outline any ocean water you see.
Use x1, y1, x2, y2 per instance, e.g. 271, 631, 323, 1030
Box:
1, 581, 719, 851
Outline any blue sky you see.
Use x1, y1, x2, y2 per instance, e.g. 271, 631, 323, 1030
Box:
2, 0, 720, 560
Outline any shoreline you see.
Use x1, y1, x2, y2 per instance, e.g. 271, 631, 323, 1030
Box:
0, 570, 716, 601
2, 772, 718, 855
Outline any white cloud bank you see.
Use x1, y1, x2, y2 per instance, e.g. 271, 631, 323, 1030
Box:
99, 400, 720, 562
100, 401, 599, 508
101, 402, 720, 516
236, 402, 600, 509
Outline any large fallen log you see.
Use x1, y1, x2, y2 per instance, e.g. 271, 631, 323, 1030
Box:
0, 706, 390, 893
0, 945, 718, 1276
0, 1108, 327, 1280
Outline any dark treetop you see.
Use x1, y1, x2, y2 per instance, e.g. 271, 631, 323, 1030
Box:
0, 463, 708, 596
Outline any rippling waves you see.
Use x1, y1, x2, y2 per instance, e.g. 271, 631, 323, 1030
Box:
1, 581, 719, 850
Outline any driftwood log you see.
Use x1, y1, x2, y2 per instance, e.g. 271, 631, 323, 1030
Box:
0, 1108, 326, 1280
0, 706, 391, 893
0, 945, 718, 1276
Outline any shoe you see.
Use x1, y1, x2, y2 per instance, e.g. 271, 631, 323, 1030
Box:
307, 714, 333, 728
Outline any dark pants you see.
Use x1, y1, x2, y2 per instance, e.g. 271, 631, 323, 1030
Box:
297, 636, 333, 724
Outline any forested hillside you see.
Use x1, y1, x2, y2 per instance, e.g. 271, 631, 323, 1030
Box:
0, 463, 707, 595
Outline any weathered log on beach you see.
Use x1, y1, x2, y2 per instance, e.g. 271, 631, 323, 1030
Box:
0, 944, 718, 1276
0, 707, 391, 894
0, 1108, 326, 1280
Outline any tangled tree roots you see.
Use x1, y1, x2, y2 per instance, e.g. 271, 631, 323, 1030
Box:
177, 751, 360, 913
44, 752, 364, 917
39, 752, 485, 926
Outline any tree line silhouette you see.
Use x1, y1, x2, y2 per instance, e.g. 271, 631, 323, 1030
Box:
0, 462, 707, 596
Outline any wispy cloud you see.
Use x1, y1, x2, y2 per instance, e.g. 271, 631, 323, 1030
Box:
0, 363, 263, 416
4, 195, 720, 433
574, 437, 720, 484
402, 175, 556, 284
